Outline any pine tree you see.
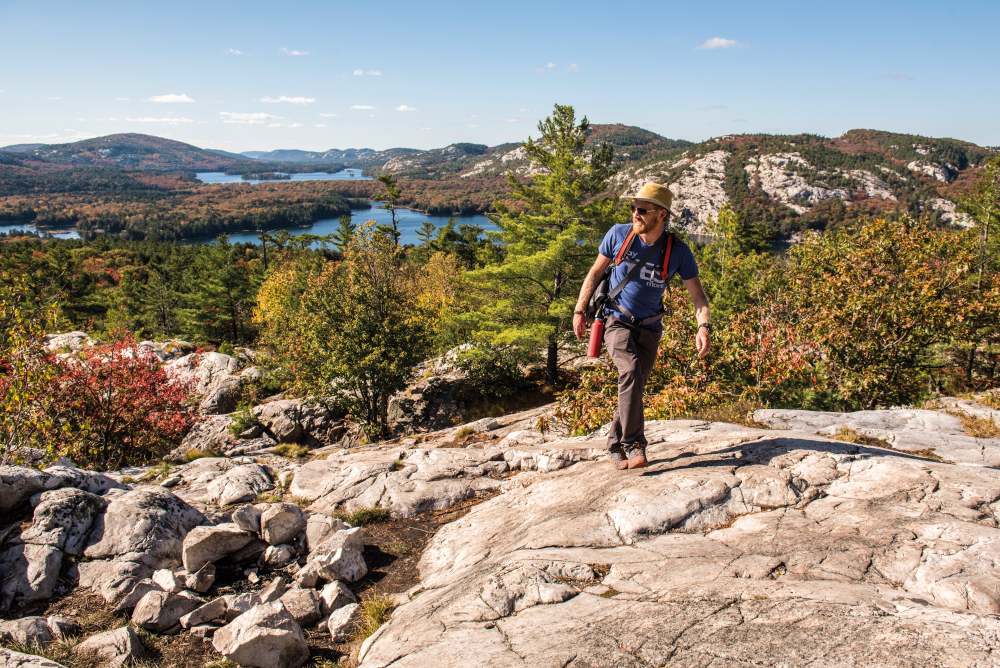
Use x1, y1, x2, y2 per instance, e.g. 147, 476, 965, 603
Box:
331, 214, 357, 254
376, 175, 402, 246
468, 104, 616, 384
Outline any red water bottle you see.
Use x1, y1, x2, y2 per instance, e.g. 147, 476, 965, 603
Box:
587, 318, 605, 358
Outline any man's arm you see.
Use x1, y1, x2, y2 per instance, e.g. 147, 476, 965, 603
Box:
573, 254, 612, 339
683, 277, 711, 358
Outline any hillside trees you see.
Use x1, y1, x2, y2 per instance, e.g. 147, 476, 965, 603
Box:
467, 104, 617, 384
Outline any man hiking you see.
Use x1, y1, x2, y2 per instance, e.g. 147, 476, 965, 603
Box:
573, 182, 711, 470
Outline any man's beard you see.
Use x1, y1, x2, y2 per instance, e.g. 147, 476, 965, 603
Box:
632, 217, 658, 234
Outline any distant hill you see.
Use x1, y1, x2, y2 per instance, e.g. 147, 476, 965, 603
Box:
3, 126, 996, 236
0, 133, 251, 171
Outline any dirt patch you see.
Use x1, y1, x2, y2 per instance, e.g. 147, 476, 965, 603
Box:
832, 427, 949, 463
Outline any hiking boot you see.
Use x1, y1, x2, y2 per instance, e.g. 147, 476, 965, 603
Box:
609, 445, 629, 470
624, 443, 647, 469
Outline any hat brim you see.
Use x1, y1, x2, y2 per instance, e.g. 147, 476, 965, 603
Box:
627, 196, 670, 209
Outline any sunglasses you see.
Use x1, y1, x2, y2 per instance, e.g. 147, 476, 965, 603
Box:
630, 204, 661, 216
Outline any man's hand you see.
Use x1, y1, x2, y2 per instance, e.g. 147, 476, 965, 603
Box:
573, 312, 589, 340
695, 326, 710, 358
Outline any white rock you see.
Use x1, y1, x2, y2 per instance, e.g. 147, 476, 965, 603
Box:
212, 601, 309, 668
326, 602, 358, 642
131, 590, 203, 633
207, 464, 273, 506
279, 587, 323, 626
260, 503, 306, 545
181, 523, 255, 572
74, 626, 145, 667
319, 581, 357, 614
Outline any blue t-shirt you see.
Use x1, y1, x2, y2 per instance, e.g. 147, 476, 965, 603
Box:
598, 224, 698, 329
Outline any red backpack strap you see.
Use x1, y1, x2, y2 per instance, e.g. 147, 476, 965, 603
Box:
613, 228, 636, 265
659, 233, 674, 280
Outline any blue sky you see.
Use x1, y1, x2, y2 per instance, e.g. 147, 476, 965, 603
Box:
1, 0, 997, 151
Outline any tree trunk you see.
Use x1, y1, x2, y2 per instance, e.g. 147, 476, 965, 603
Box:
546, 333, 558, 386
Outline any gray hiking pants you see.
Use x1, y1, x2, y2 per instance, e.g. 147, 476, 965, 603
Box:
604, 318, 662, 452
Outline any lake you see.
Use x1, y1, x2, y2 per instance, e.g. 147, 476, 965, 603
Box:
194, 201, 496, 247
0, 201, 494, 247
195, 169, 370, 184
0, 222, 80, 239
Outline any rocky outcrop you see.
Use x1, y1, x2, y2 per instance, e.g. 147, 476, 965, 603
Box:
746, 153, 848, 214
907, 160, 956, 183
164, 351, 256, 414
927, 197, 976, 228
357, 399, 1000, 667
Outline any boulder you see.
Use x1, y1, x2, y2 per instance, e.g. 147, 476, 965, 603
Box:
304, 513, 350, 552
260, 503, 305, 545
168, 415, 234, 462
206, 464, 273, 506
0, 465, 50, 513
326, 602, 358, 642
151, 568, 184, 593
279, 587, 323, 626
131, 589, 203, 633
164, 351, 244, 414
0, 647, 68, 667
0, 616, 55, 645
258, 577, 289, 604
0, 543, 63, 608
253, 399, 346, 447
112, 578, 161, 614
44, 331, 92, 353
319, 581, 356, 614
181, 523, 255, 572
212, 601, 309, 668
308, 527, 367, 582
261, 544, 296, 569
41, 464, 123, 496
21, 488, 105, 555
74, 626, 146, 667
83, 488, 204, 568
180, 596, 229, 628
222, 592, 261, 621
232, 503, 262, 533
78, 559, 152, 604
183, 562, 216, 593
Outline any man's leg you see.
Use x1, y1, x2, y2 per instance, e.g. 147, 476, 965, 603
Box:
605, 320, 655, 467
625, 327, 662, 466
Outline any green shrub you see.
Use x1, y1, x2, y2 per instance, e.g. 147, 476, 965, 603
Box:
333, 506, 391, 526
455, 344, 530, 400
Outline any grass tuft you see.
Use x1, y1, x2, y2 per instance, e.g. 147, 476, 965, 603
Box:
354, 591, 395, 641
833, 426, 945, 462
333, 506, 391, 526
183, 448, 219, 462
274, 442, 311, 459
256, 489, 284, 504
956, 413, 1000, 439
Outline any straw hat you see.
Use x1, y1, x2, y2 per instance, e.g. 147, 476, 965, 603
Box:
626, 182, 673, 211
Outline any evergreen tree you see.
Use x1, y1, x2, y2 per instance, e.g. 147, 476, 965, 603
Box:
468, 104, 616, 383
376, 174, 402, 246
330, 214, 357, 254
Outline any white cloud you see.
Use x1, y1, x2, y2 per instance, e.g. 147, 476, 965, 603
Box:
319, 112, 338, 118
545, 62, 557, 69
267, 122, 283, 128
126, 116, 194, 125
219, 111, 281, 125
350, 104, 375, 110
395, 104, 417, 112
568, 63, 579, 72
352, 68, 383, 77
698, 37, 738, 49
149, 93, 195, 103
280, 47, 309, 57
260, 95, 316, 105
227, 48, 244, 56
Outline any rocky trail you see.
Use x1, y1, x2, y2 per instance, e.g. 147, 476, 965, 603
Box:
2, 337, 1000, 667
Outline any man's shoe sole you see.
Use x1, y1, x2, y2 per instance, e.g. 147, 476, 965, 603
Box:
627, 453, 647, 469
614, 459, 629, 470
